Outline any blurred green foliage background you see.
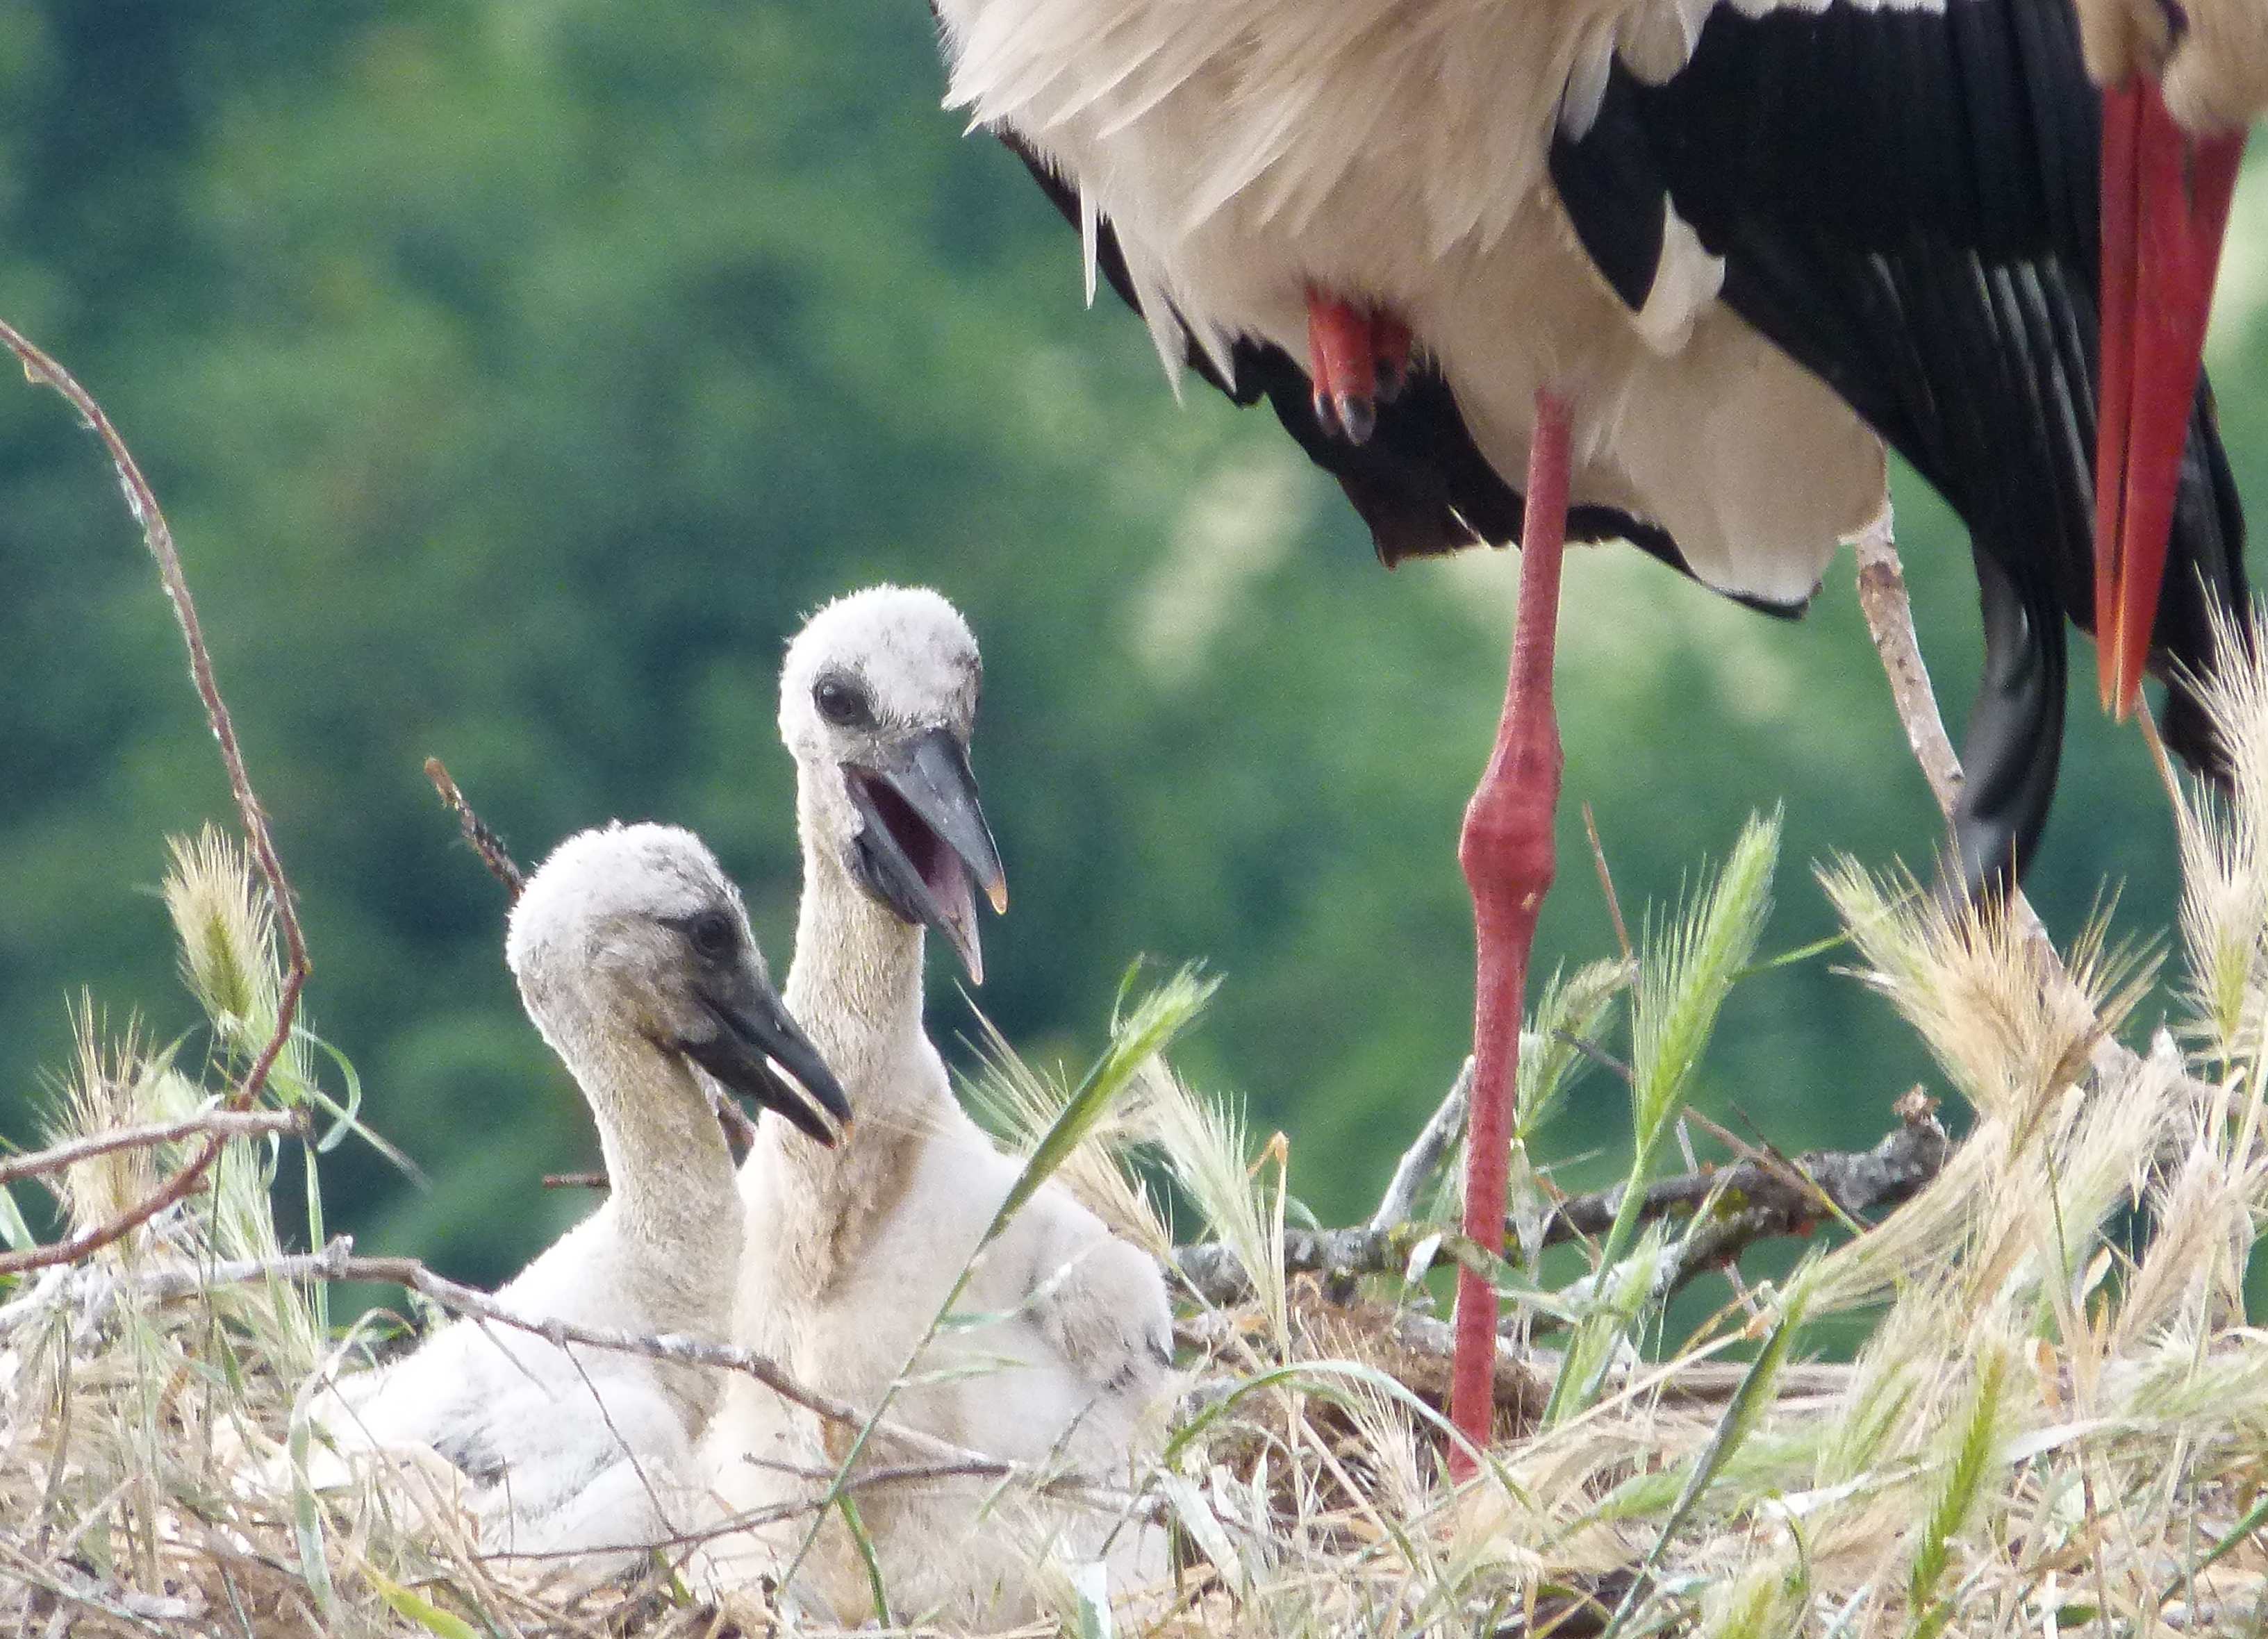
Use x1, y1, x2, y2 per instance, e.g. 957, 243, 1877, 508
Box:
0, 0, 2262, 1288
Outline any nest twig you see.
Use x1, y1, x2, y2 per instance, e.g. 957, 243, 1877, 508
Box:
0, 1109, 307, 1191
424, 755, 525, 902
1175, 1092, 1951, 1306
0, 320, 308, 1276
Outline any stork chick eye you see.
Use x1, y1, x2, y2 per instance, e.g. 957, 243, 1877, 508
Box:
813, 676, 872, 728
684, 910, 737, 961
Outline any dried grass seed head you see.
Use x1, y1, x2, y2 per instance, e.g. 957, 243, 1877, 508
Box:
40, 1004, 201, 1245
1817, 858, 2147, 1130
163, 824, 279, 1043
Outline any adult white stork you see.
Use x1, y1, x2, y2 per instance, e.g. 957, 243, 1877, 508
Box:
921, 0, 2253, 1456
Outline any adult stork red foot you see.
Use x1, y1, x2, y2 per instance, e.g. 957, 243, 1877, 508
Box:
1304, 290, 1414, 444
2096, 83, 2246, 715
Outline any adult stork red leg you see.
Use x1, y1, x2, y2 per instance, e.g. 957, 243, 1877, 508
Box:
2094, 81, 2244, 715
1449, 388, 1571, 1472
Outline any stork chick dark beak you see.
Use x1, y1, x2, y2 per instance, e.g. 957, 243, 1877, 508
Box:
844, 725, 1009, 984
2095, 79, 2245, 717
681, 969, 852, 1147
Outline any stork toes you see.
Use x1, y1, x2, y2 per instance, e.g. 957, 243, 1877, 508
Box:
2078, 0, 2268, 131
1305, 288, 1416, 444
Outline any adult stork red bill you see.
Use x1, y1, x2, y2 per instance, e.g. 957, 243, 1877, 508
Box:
2094, 78, 2247, 717
921, 0, 2253, 1459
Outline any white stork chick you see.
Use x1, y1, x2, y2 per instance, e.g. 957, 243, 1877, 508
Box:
2076, 0, 2268, 131
316, 823, 848, 1576
696, 588, 1174, 1626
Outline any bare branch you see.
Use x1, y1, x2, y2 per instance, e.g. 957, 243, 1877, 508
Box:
1852, 515, 2164, 1094
0, 1110, 306, 1191
0, 319, 308, 1276
540, 1172, 610, 1192
1382, 1306, 1852, 1406
1177, 1097, 1952, 1306
1852, 515, 1965, 820
1542, 1090, 1946, 1251
1368, 1058, 1472, 1233
424, 756, 525, 902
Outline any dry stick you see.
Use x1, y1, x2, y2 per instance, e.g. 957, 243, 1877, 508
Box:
1176, 1097, 1951, 1306
540, 1171, 611, 1192
1853, 517, 2159, 1086
1367, 1058, 1473, 1233
424, 756, 525, 902
1853, 516, 2079, 972
0, 319, 308, 1277
1852, 517, 1965, 820
0, 1110, 307, 1190
1583, 801, 1634, 968
1382, 1306, 1851, 1406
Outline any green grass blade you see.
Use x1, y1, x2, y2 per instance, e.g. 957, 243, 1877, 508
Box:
838, 1492, 893, 1626
362, 1565, 479, 1639
0, 1183, 32, 1253
1908, 1341, 2008, 1624
1597, 1275, 1812, 1639
985, 963, 1215, 1242
1546, 813, 1779, 1429
1517, 958, 1630, 1140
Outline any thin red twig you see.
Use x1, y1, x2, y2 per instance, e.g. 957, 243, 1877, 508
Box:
1583, 799, 1632, 968
424, 756, 525, 902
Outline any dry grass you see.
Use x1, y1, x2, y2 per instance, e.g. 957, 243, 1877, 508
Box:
12, 690, 2268, 1636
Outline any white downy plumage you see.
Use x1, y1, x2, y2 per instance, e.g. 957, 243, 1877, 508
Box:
932, 0, 1888, 607
697, 587, 1173, 1625
313, 823, 845, 1579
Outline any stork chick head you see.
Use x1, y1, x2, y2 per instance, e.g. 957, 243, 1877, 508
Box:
779, 585, 1007, 983
508, 822, 850, 1146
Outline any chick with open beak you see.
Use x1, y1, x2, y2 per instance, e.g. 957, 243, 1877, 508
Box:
780, 588, 1007, 983
695, 590, 1173, 1625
